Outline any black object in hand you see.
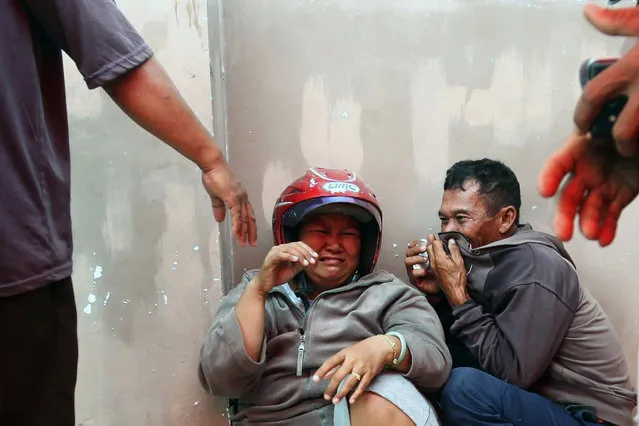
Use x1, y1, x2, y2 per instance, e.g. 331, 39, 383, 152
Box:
579, 58, 628, 139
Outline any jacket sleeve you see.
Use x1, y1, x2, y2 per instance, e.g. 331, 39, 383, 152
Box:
22, 0, 153, 88
198, 272, 269, 398
430, 296, 481, 370
381, 281, 452, 390
450, 281, 576, 388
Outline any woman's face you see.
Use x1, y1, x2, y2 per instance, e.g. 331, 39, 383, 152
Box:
298, 213, 361, 291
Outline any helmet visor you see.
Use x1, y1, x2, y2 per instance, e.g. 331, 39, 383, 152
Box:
281, 197, 382, 230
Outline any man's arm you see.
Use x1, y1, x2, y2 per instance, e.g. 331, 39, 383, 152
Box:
450, 280, 576, 388
102, 58, 221, 173
22, 0, 256, 245
101, 58, 256, 246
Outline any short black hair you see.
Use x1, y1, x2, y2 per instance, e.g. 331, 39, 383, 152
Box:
444, 159, 521, 223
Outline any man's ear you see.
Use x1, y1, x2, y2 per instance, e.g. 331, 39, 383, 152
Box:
499, 206, 517, 234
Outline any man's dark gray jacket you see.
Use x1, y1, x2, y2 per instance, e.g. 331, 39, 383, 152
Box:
444, 224, 636, 425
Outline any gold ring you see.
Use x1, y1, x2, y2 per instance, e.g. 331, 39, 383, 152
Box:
350, 372, 361, 381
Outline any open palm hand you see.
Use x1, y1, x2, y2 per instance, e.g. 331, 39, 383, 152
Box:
538, 131, 639, 246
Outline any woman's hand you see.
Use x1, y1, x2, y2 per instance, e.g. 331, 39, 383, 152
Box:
312, 336, 394, 405
251, 242, 319, 296
237, 242, 318, 361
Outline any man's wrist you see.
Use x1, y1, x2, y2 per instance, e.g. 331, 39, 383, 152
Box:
425, 289, 446, 304
446, 289, 470, 306
196, 143, 225, 173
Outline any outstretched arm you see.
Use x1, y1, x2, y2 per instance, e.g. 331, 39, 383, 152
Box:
104, 57, 256, 247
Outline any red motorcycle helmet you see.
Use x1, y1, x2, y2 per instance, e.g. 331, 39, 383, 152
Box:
272, 168, 383, 275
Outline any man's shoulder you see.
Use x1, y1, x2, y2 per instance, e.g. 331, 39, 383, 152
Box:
483, 225, 576, 279
480, 240, 580, 304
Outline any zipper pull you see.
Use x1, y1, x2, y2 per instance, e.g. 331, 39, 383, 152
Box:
296, 328, 306, 377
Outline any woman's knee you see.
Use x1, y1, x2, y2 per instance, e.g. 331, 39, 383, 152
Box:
349, 391, 415, 426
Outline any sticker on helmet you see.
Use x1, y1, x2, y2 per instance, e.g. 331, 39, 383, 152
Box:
322, 182, 361, 194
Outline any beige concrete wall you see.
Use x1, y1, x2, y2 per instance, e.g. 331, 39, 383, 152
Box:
65, 0, 638, 425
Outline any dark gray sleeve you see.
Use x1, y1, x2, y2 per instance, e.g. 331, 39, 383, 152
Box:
22, 0, 153, 88
450, 282, 575, 388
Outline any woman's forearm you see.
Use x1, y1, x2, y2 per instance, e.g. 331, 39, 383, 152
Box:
235, 278, 268, 361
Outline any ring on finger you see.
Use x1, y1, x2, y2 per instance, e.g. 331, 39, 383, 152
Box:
350, 372, 361, 381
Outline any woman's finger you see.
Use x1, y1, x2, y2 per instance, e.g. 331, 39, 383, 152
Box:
284, 245, 313, 267
348, 371, 373, 404
313, 353, 344, 383
274, 248, 303, 264
333, 371, 364, 403
324, 363, 353, 402
321, 366, 339, 380
292, 242, 319, 264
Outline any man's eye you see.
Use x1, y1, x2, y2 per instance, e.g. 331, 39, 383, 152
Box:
456, 216, 466, 222
439, 217, 448, 223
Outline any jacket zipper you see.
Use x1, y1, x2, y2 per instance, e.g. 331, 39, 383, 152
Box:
274, 284, 358, 377
296, 328, 306, 376
270, 279, 388, 378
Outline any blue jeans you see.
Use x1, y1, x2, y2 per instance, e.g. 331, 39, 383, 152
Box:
440, 368, 606, 426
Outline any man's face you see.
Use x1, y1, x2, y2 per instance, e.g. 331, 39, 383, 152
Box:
438, 180, 505, 248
